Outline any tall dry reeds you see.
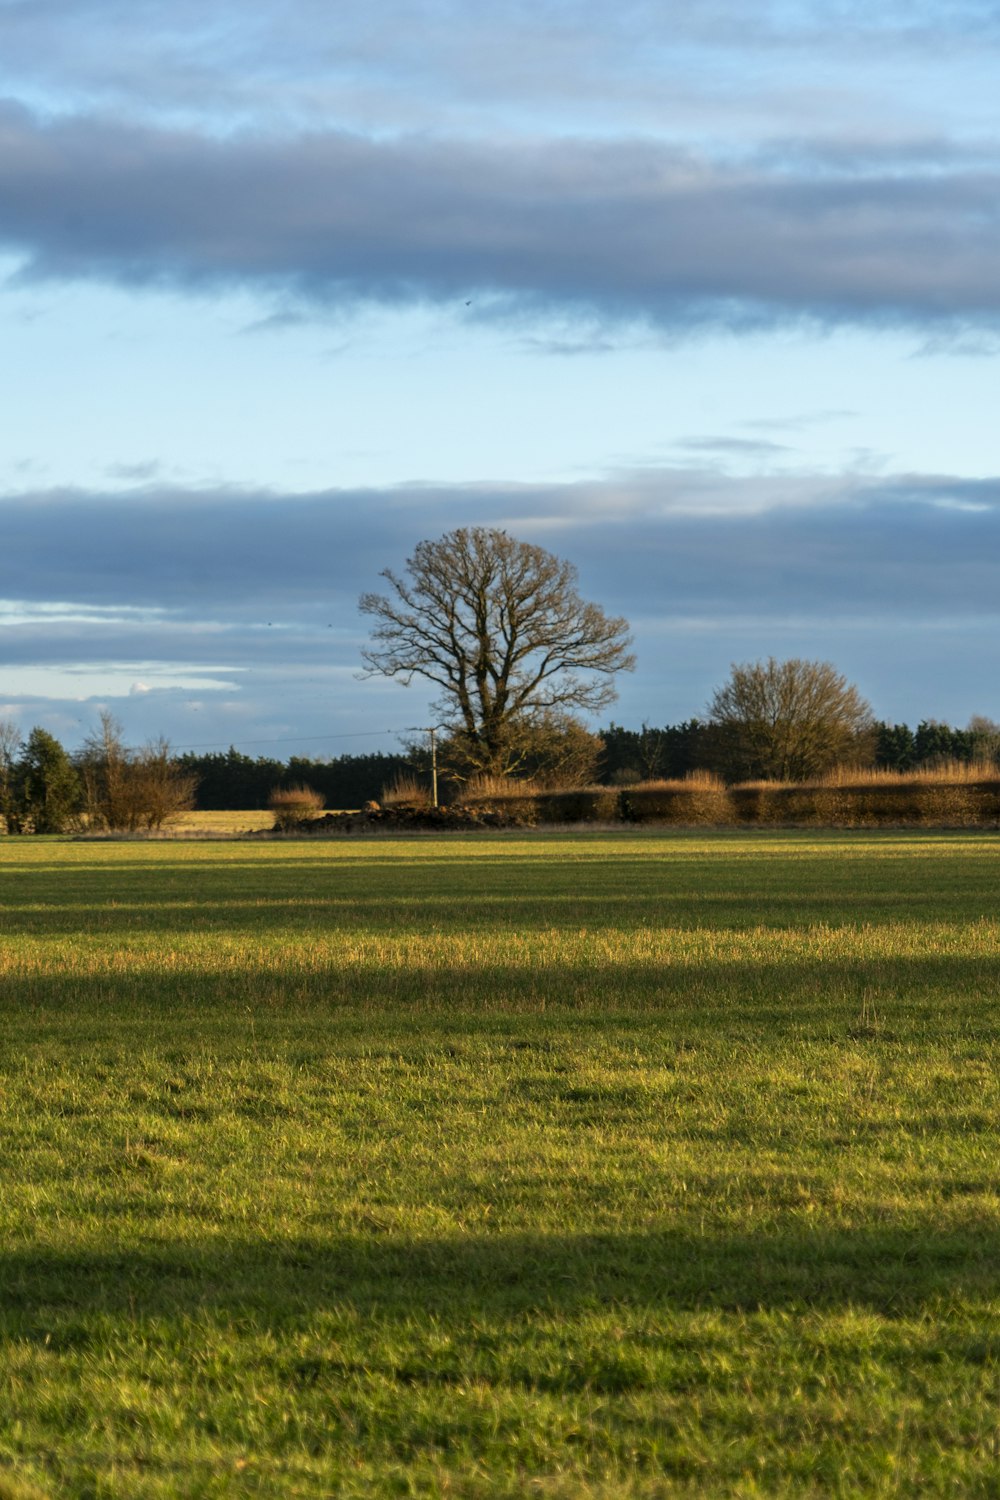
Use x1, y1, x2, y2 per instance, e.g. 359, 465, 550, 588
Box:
452, 773, 540, 803
816, 760, 997, 787
269, 784, 324, 831
380, 773, 431, 807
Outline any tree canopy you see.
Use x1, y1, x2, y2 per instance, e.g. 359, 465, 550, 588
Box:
707, 657, 874, 781
360, 527, 634, 776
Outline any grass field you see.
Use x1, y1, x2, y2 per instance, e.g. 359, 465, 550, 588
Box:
1, 829, 999, 1497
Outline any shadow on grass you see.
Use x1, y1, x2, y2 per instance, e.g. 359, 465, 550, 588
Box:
3, 954, 1000, 1035
2, 851, 994, 938
4, 1222, 1000, 1340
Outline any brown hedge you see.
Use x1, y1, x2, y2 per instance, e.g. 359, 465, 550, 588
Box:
358, 776, 1000, 830
619, 784, 735, 825
536, 787, 621, 824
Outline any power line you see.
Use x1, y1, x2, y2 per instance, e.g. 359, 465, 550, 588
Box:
170, 727, 409, 752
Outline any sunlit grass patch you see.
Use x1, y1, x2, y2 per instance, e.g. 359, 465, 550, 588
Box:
147, 808, 274, 834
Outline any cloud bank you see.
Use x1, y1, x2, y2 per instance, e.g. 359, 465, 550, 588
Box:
2, 466, 999, 623
4, 1, 999, 130
3, 468, 998, 743
2, 106, 1000, 332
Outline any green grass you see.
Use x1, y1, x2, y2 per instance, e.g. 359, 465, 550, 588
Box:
1, 830, 999, 1497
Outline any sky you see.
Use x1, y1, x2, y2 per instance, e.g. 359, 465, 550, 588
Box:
2, 0, 999, 758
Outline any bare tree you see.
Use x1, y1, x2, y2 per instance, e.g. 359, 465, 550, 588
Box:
0, 720, 23, 832
708, 657, 874, 781
78, 711, 197, 830
129, 737, 199, 830
360, 527, 634, 776
79, 711, 133, 830
967, 715, 1000, 766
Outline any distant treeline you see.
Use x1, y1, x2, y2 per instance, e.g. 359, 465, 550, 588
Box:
176, 748, 413, 810
178, 719, 998, 810
602, 719, 998, 783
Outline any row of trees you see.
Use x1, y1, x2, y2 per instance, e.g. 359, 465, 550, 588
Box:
0, 714, 195, 834
177, 747, 412, 811
3, 704, 997, 830
602, 715, 1000, 784
169, 709, 998, 811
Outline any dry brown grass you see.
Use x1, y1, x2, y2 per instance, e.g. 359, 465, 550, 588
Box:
631, 770, 727, 792
167, 809, 274, 833
816, 760, 998, 787
380, 774, 431, 807
452, 773, 541, 803
269, 784, 325, 831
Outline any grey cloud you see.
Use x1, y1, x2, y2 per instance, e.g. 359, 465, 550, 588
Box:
2, 470, 1000, 627
741, 410, 858, 431
2, 107, 1000, 330
238, 310, 313, 335
104, 459, 164, 481
3, 3, 998, 121
672, 437, 792, 457
0, 617, 367, 678
517, 334, 623, 357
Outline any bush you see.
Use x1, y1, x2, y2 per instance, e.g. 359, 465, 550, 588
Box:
269, 784, 325, 831
128, 740, 199, 830
451, 773, 537, 801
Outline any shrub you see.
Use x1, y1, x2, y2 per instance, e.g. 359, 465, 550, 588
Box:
269, 784, 325, 831
128, 739, 199, 830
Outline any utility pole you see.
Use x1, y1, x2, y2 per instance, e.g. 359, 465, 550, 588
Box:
408, 725, 445, 806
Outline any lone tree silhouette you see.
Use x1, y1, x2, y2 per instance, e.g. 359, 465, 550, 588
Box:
360, 526, 634, 777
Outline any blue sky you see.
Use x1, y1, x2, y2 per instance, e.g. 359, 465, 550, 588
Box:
1, 0, 999, 756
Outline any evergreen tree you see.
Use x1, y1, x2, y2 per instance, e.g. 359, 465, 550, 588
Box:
874, 722, 916, 771
17, 728, 81, 833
